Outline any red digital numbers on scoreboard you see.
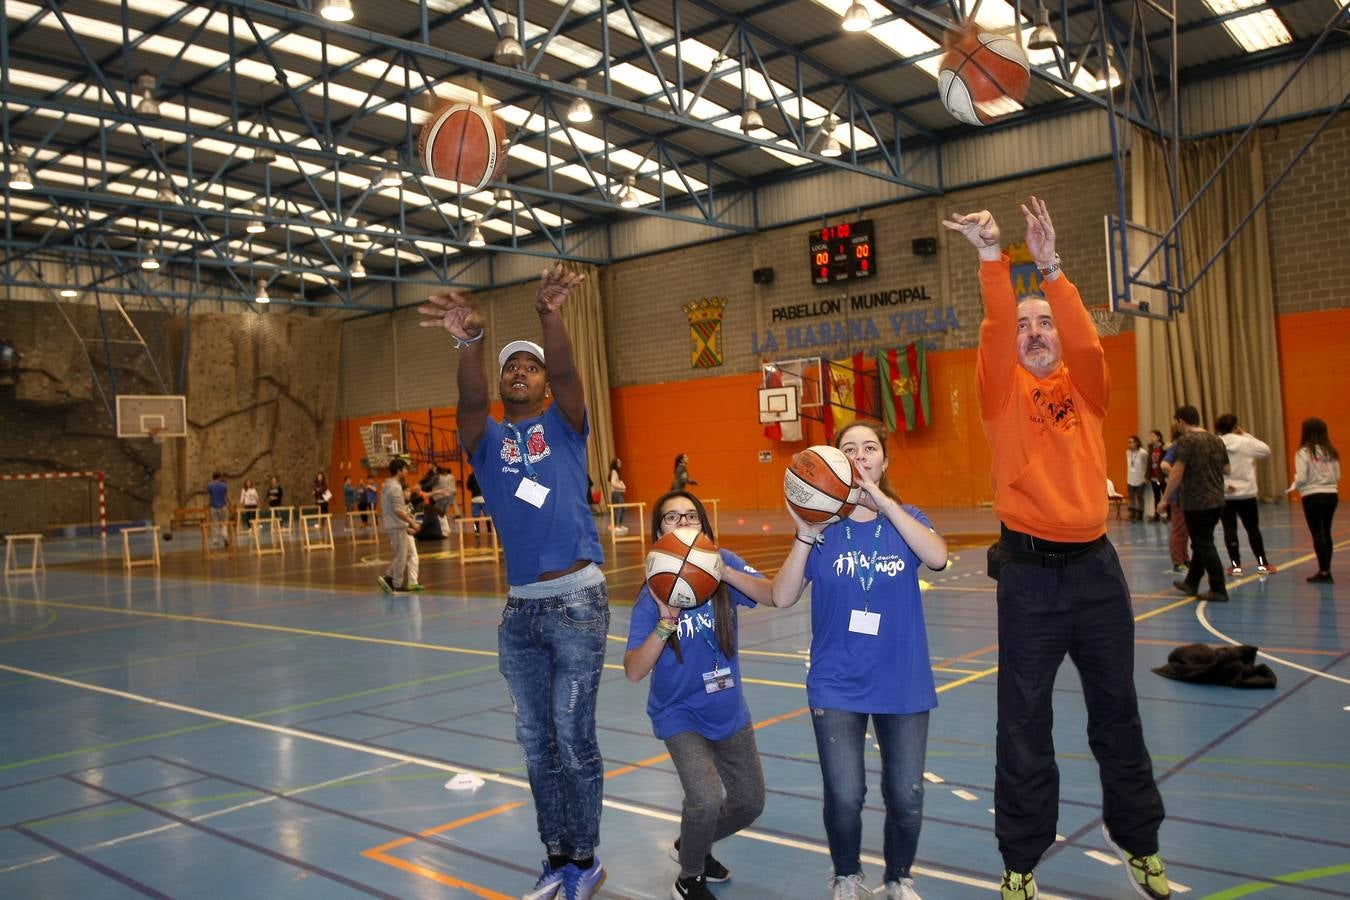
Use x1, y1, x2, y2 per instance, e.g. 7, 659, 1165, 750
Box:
808, 220, 875, 285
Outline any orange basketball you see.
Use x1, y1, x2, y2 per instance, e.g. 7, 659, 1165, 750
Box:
784, 445, 862, 525
938, 31, 1030, 127
645, 527, 724, 609
417, 102, 507, 192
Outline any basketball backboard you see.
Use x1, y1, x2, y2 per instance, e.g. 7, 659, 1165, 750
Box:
1105, 215, 1182, 321
758, 384, 800, 425
116, 394, 187, 438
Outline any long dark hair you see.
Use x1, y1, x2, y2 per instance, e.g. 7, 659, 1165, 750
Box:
1300, 417, 1338, 461
672, 454, 685, 472
648, 490, 736, 664
833, 419, 900, 502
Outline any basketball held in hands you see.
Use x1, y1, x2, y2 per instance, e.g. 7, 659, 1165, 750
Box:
784, 445, 862, 525
645, 527, 724, 609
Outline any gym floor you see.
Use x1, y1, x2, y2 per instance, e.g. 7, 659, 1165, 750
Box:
1, 506, 1346, 899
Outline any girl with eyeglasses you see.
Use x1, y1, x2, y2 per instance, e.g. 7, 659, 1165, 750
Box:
624, 490, 774, 900
771, 420, 948, 900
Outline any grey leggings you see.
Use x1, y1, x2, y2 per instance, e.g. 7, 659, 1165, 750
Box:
665, 723, 766, 877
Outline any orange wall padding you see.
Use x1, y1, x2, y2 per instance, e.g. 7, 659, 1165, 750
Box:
1276, 307, 1350, 484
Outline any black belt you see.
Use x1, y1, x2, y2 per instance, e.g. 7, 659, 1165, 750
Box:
998, 525, 1106, 570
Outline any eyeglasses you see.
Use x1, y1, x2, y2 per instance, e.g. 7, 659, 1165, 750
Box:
661, 510, 702, 527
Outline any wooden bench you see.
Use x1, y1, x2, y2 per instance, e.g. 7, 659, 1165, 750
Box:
4, 533, 44, 575
171, 506, 209, 530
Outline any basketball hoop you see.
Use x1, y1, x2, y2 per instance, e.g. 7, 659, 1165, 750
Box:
1088, 306, 1123, 337
148, 427, 165, 445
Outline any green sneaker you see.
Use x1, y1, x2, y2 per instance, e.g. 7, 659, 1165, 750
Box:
1101, 825, 1171, 899
1000, 870, 1036, 900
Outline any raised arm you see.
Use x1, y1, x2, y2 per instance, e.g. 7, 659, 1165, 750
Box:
766, 506, 824, 608
1022, 197, 1108, 412
943, 210, 1016, 415
722, 564, 773, 606
419, 290, 488, 455
535, 264, 588, 434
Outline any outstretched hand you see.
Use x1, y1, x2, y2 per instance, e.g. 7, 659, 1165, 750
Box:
785, 501, 825, 538
418, 290, 484, 341
1020, 195, 1057, 267
536, 263, 586, 315
941, 210, 1001, 259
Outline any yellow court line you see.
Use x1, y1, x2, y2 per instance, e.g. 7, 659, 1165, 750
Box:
361, 848, 515, 900
364, 801, 527, 856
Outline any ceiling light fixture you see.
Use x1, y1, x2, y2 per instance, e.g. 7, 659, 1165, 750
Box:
619, 174, 639, 209
351, 254, 367, 279
246, 199, 267, 234
1028, 5, 1060, 51
841, 0, 872, 32
467, 218, 486, 247
253, 123, 277, 162
820, 116, 843, 157
141, 240, 161, 270
134, 73, 160, 118
156, 174, 177, 204
319, 0, 354, 23
567, 77, 594, 124
741, 107, 764, 133
254, 279, 271, 303
59, 288, 79, 298
374, 156, 403, 188
494, 16, 525, 66
6, 149, 34, 191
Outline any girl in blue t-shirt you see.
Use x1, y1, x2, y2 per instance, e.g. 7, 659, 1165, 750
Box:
771, 421, 949, 900
624, 491, 774, 900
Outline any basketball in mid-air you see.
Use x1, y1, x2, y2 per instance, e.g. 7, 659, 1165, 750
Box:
417, 102, 507, 192
938, 31, 1030, 127
784, 445, 862, 525
645, 526, 724, 609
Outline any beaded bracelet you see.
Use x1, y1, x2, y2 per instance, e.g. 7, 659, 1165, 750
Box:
453, 331, 486, 349
654, 619, 678, 641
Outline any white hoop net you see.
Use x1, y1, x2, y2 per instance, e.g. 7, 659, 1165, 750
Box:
1089, 306, 1123, 337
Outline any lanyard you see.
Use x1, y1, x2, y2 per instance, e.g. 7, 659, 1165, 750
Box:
505, 420, 540, 481
681, 604, 721, 670
843, 519, 884, 612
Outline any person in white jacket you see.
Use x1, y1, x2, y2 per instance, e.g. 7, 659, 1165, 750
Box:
1215, 414, 1272, 575
1126, 436, 1149, 522
1288, 417, 1340, 583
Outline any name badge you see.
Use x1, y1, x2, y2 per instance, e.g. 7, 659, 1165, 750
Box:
702, 666, 734, 693
515, 478, 550, 508
848, 609, 881, 636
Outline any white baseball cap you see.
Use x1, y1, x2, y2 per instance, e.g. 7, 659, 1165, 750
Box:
498, 340, 545, 374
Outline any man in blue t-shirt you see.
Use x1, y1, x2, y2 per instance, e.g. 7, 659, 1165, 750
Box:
205, 471, 229, 550
420, 264, 607, 900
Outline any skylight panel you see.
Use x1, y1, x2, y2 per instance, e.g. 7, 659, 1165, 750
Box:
1203, 0, 1293, 52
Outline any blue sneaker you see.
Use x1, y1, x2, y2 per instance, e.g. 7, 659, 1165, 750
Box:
522, 860, 565, 900
560, 860, 606, 900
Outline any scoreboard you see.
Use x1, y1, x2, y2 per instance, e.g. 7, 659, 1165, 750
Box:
808, 220, 875, 286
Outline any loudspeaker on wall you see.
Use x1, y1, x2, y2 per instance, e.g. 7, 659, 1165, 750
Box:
912, 237, 938, 256
753, 266, 775, 285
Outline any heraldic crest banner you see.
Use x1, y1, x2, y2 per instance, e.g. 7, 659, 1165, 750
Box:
683, 297, 728, 368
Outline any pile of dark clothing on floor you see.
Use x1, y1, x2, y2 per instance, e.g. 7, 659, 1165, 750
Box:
1152, 643, 1276, 688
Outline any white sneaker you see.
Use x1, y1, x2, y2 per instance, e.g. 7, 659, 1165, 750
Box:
830, 873, 871, 900
883, 879, 921, 900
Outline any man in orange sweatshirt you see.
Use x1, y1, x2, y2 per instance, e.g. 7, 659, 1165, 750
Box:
945, 198, 1170, 900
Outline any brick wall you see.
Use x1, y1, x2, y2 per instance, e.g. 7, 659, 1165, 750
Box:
1263, 111, 1350, 315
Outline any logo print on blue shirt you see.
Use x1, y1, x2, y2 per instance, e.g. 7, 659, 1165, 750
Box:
831, 552, 906, 578
499, 423, 552, 466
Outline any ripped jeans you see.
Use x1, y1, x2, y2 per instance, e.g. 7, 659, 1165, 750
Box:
499, 567, 610, 858
811, 708, 929, 882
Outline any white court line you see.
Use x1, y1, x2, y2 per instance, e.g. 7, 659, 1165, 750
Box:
0, 760, 404, 874
951, 789, 979, 801
0, 662, 1012, 894
1085, 849, 1122, 866
1194, 541, 1350, 687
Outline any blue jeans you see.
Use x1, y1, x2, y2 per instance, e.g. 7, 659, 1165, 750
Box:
499, 572, 610, 858
811, 708, 929, 882
610, 491, 625, 526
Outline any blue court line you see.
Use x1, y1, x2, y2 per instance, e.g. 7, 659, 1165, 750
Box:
11, 826, 172, 899
1042, 647, 1350, 867
62, 774, 403, 899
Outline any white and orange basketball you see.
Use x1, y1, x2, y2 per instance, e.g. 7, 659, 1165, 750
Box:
938, 31, 1030, 127
645, 526, 724, 609
784, 445, 861, 525
417, 101, 507, 192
